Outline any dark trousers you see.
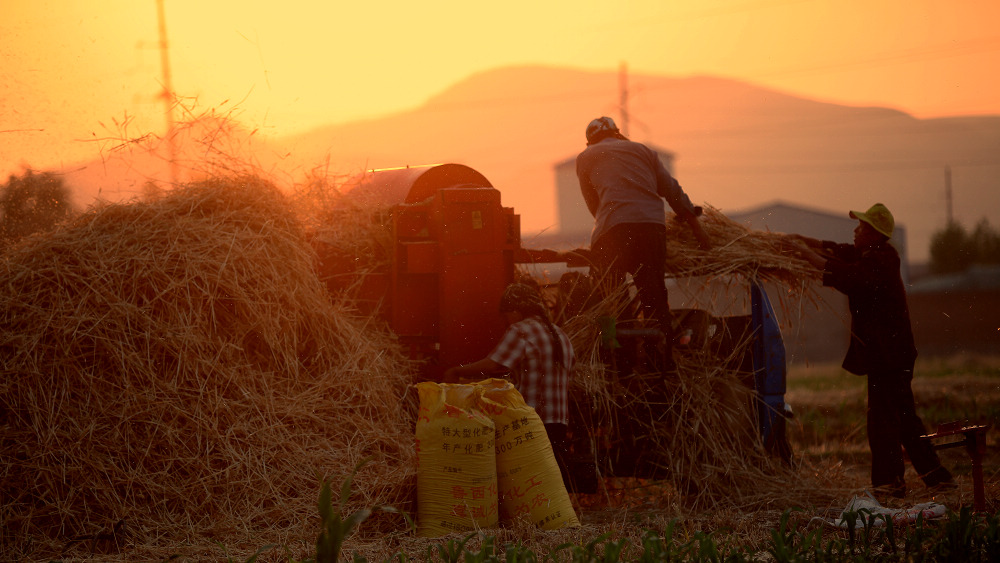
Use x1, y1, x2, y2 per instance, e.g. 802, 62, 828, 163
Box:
544, 422, 571, 483
867, 365, 952, 489
544, 422, 598, 494
592, 223, 672, 339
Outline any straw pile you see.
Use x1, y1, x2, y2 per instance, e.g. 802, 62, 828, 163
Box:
0, 177, 418, 555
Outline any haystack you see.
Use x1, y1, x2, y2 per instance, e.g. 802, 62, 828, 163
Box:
0, 177, 418, 554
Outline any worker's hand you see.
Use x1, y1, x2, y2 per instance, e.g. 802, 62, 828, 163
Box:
782, 238, 827, 269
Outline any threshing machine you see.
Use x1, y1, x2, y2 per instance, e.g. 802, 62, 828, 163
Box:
319, 163, 790, 466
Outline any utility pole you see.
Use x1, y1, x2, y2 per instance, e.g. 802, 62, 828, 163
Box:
945, 164, 953, 225
618, 62, 629, 138
156, 0, 178, 186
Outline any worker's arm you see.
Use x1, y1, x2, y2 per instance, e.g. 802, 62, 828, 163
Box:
785, 233, 824, 250
443, 357, 506, 382
787, 239, 828, 269
685, 213, 712, 251
780, 233, 847, 269
653, 158, 711, 250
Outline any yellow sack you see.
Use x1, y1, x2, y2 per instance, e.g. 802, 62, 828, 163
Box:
476, 379, 580, 529
414, 382, 498, 537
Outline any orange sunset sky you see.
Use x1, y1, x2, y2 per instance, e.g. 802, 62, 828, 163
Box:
2, 0, 999, 180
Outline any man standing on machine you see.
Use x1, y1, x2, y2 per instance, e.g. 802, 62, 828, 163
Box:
576, 116, 712, 368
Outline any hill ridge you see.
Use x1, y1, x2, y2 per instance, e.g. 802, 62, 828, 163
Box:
62, 65, 1000, 263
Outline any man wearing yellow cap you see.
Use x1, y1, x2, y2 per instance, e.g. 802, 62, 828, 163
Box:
786, 203, 953, 499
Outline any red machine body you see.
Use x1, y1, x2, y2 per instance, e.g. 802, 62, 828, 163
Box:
338, 164, 522, 377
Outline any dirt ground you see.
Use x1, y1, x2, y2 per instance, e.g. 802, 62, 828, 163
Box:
537, 360, 1000, 558
784, 361, 1000, 514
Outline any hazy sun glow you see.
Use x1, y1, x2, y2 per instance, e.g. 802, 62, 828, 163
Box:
3, 0, 999, 177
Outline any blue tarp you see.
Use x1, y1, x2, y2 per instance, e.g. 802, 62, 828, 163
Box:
751, 282, 787, 447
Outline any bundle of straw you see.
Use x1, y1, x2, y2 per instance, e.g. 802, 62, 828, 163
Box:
0, 177, 418, 555
664, 205, 821, 287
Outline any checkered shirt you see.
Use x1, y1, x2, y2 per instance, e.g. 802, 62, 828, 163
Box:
488, 316, 574, 425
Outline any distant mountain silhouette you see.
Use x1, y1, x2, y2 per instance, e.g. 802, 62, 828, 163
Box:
275, 65, 999, 262
62, 65, 1000, 263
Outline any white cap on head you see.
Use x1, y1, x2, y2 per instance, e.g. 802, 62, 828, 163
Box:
586, 116, 619, 145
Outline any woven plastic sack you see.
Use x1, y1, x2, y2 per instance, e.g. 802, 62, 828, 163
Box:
414, 382, 498, 537
476, 379, 579, 529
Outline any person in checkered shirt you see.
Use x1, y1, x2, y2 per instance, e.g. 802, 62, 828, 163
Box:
444, 282, 574, 473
